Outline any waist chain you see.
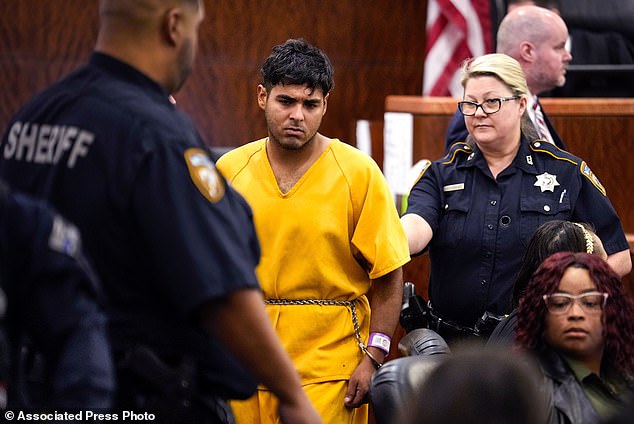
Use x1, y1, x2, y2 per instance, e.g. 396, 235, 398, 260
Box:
264, 298, 368, 355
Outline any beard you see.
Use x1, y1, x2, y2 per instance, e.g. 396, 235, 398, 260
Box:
173, 38, 195, 93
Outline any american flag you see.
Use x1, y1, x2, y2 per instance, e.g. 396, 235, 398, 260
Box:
423, 0, 493, 97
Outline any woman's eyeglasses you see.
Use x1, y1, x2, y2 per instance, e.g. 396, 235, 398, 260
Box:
542, 292, 609, 315
458, 96, 520, 116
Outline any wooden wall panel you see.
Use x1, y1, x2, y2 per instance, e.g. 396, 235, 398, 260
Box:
0, 0, 428, 154
0, 1, 98, 131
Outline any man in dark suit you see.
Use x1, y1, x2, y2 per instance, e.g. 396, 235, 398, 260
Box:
445, 5, 571, 151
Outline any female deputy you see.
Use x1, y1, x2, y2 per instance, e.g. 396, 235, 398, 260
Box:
400, 53, 630, 343
515, 252, 634, 423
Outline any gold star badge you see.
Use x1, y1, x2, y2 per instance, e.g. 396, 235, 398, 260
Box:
534, 172, 560, 192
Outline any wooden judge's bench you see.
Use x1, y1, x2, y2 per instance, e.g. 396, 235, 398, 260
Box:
378, 96, 634, 357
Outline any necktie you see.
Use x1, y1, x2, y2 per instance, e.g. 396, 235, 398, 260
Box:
532, 99, 555, 145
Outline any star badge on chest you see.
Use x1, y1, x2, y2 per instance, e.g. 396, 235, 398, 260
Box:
534, 172, 560, 192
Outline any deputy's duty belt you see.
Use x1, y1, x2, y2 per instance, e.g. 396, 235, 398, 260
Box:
426, 301, 504, 339
426, 301, 479, 337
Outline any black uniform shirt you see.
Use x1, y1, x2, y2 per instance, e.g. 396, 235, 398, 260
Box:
406, 138, 628, 327
0, 53, 261, 397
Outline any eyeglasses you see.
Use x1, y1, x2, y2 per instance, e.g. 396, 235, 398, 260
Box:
458, 96, 520, 116
542, 292, 609, 315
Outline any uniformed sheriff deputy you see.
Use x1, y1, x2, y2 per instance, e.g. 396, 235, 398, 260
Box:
401, 53, 631, 343
0, 180, 114, 409
0, 1, 319, 423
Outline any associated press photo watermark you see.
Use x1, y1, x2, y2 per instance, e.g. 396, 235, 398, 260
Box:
4, 410, 156, 421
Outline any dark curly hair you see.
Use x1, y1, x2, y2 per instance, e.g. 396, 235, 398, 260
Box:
515, 252, 634, 374
260, 38, 334, 95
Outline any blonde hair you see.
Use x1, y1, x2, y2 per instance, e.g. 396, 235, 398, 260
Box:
460, 53, 529, 98
461, 54, 535, 144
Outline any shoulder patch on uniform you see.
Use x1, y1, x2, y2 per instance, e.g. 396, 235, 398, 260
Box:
184, 148, 225, 203
49, 215, 81, 257
411, 159, 432, 188
579, 161, 606, 196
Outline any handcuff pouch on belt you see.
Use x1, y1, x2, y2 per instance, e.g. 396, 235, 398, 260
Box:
474, 311, 505, 337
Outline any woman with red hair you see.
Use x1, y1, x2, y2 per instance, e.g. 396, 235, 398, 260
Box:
516, 252, 634, 423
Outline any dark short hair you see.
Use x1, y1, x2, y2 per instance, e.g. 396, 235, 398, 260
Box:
401, 345, 546, 424
260, 38, 334, 95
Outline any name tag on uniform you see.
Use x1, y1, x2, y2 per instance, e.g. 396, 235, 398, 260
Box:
443, 183, 464, 192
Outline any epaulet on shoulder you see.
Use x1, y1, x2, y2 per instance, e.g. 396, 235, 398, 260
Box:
442, 141, 473, 164
528, 140, 578, 164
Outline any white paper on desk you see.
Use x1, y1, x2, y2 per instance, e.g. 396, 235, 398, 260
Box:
383, 112, 413, 197
355, 119, 372, 156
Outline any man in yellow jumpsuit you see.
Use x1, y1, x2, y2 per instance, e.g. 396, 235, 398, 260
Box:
216, 39, 410, 423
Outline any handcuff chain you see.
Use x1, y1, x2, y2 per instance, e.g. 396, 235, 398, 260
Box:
264, 298, 366, 352
265, 298, 383, 369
